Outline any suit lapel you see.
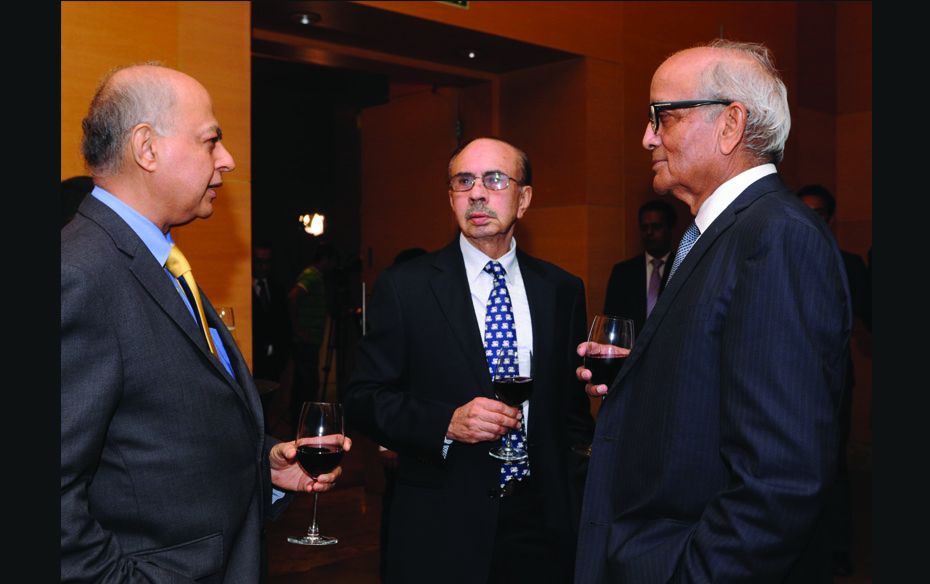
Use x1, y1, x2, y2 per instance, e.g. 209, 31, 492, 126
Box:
517, 251, 553, 385
613, 173, 785, 387
429, 242, 495, 395
202, 295, 264, 432
80, 197, 259, 420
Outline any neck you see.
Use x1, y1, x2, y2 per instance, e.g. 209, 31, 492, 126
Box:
96, 174, 171, 233
466, 233, 513, 260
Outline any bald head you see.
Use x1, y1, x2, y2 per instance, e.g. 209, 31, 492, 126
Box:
82, 63, 207, 176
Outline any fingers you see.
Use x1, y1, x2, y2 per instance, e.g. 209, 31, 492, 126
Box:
585, 383, 608, 397
448, 397, 522, 444
576, 365, 591, 382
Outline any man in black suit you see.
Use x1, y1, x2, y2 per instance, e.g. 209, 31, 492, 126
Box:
344, 137, 594, 583
61, 63, 348, 583
575, 41, 851, 583
798, 183, 871, 577
603, 199, 677, 334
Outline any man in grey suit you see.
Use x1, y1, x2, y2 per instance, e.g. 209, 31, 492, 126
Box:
576, 40, 851, 583
61, 63, 349, 583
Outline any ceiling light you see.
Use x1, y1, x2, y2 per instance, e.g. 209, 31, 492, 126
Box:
291, 12, 321, 26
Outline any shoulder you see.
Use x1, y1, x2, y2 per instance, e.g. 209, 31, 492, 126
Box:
517, 251, 584, 291
61, 214, 122, 272
609, 255, 643, 275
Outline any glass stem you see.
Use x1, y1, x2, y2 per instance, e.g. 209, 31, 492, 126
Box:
307, 492, 320, 537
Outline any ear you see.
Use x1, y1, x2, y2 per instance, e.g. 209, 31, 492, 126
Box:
718, 103, 748, 156
130, 123, 158, 172
516, 185, 533, 219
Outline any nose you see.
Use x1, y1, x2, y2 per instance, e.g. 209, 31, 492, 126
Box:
642, 122, 660, 151
469, 182, 489, 202
215, 142, 236, 173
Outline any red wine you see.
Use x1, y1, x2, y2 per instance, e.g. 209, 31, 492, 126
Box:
296, 445, 344, 478
585, 355, 625, 386
493, 376, 533, 406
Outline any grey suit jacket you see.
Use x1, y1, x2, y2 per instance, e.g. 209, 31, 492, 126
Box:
61, 196, 287, 583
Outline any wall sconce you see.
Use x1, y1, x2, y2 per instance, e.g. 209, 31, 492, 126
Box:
298, 213, 325, 236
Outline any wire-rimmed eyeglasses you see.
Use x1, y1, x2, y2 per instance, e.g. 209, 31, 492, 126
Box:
449, 171, 525, 192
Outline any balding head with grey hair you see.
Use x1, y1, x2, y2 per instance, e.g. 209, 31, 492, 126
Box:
81, 62, 177, 176
694, 39, 791, 164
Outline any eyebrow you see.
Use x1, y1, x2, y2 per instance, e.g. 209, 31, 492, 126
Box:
454, 169, 505, 176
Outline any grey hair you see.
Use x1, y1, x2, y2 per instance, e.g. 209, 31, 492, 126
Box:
81, 61, 177, 176
696, 39, 791, 164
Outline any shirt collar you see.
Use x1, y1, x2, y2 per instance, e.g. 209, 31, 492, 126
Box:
459, 233, 518, 284
694, 163, 776, 233
90, 186, 175, 266
644, 250, 671, 263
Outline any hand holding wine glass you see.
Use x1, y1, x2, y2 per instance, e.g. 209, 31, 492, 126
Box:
579, 315, 634, 397
489, 347, 533, 462
287, 401, 345, 546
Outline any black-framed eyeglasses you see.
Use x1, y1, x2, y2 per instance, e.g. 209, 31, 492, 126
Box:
449, 171, 525, 192
649, 99, 733, 134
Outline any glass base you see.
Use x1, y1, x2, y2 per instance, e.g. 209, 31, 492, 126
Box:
571, 443, 592, 458
489, 447, 528, 462
287, 534, 338, 546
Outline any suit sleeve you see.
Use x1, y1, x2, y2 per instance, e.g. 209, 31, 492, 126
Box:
61, 262, 197, 584
565, 277, 595, 449
672, 217, 850, 582
262, 435, 293, 520
343, 270, 457, 460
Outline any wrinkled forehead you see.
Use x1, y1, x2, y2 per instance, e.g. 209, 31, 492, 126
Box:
451, 139, 520, 176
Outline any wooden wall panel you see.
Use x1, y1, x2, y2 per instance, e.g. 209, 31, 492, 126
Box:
61, 1, 254, 365
836, 111, 872, 258
359, 86, 461, 283
61, 2, 180, 179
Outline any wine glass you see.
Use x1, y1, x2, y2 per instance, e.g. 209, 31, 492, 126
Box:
217, 306, 236, 332
573, 315, 635, 457
489, 347, 533, 462
287, 401, 345, 546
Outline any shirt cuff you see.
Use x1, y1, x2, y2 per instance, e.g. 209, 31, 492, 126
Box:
442, 437, 452, 459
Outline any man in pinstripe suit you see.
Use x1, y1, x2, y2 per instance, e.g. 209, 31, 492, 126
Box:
575, 40, 851, 583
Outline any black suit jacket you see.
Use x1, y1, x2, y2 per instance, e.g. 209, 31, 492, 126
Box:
576, 173, 852, 583
603, 253, 672, 336
61, 196, 288, 583
344, 239, 594, 583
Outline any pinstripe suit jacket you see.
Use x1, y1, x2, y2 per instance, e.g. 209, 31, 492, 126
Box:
575, 173, 852, 583
61, 196, 288, 583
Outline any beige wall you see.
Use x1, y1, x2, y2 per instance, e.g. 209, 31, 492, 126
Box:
61, 1, 254, 365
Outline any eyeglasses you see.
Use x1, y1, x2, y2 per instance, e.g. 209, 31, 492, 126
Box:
648, 99, 733, 134
449, 171, 524, 192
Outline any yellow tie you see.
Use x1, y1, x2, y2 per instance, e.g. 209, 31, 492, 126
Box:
166, 245, 218, 356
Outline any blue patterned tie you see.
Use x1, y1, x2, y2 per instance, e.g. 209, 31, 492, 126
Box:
667, 222, 701, 282
483, 261, 529, 492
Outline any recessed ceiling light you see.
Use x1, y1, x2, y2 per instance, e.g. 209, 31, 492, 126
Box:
291, 12, 321, 26
466, 50, 478, 59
